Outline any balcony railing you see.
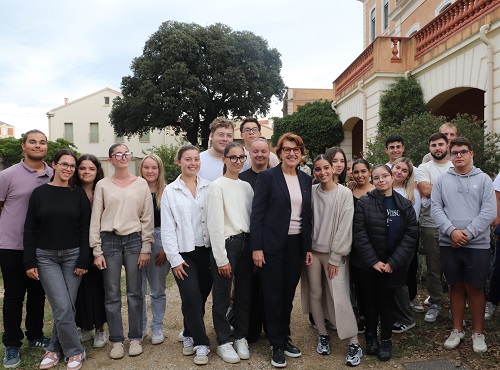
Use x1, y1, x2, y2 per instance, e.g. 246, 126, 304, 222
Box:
414, 0, 500, 58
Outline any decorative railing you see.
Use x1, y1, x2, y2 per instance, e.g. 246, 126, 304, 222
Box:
334, 43, 374, 98
414, 0, 500, 58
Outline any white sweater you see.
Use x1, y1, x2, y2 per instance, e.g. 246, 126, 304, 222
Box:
207, 176, 253, 267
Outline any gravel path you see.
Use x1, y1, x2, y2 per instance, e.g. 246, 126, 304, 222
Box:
81, 281, 452, 369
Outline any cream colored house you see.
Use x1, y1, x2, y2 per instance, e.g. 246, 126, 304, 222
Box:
334, 0, 500, 159
47, 88, 180, 175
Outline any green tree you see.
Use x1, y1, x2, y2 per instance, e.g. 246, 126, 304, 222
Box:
46, 138, 80, 163
144, 142, 187, 183
378, 76, 426, 132
271, 101, 344, 159
0, 137, 23, 167
366, 112, 500, 177
110, 21, 286, 148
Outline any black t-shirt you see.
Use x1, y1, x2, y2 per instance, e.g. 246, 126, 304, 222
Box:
152, 193, 161, 228
383, 195, 401, 256
239, 168, 259, 191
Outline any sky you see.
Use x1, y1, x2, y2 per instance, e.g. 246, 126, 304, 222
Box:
0, 0, 363, 138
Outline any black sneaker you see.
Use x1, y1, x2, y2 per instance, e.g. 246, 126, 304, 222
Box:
365, 334, 379, 356
357, 316, 366, 334
377, 339, 392, 361
284, 339, 301, 358
28, 336, 50, 349
392, 321, 415, 334
271, 347, 287, 368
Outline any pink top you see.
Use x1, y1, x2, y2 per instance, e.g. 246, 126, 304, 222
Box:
284, 173, 302, 235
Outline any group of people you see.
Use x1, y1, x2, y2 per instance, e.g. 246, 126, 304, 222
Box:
0, 118, 497, 369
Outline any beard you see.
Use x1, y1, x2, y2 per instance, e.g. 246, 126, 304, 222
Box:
431, 151, 447, 160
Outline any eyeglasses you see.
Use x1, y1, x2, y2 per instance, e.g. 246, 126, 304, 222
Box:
215, 133, 233, 139
242, 127, 260, 134
450, 149, 470, 157
112, 152, 133, 160
57, 162, 76, 170
282, 147, 302, 155
372, 173, 391, 182
227, 155, 247, 163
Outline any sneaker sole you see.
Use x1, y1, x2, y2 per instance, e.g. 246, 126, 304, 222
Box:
237, 352, 250, 360
444, 341, 462, 350
392, 322, 416, 334
194, 356, 209, 365
3, 362, 21, 370
317, 349, 330, 355
284, 350, 302, 358
271, 359, 287, 368
183, 348, 195, 356
151, 338, 165, 345
217, 354, 240, 364
424, 316, 438, 323
93, 341, 107, 348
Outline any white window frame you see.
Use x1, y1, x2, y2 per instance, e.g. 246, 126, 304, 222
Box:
370, 5, 376, 42
436, 0, 454, 16
382, 0, 389, 32
406, 23, 420, 37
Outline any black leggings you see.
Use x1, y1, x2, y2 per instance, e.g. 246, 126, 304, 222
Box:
353, 266, 395, 340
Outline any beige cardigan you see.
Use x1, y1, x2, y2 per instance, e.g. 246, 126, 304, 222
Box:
301, 184, 358, 340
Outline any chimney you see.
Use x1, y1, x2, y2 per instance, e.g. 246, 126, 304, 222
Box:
64, 98, 69, 105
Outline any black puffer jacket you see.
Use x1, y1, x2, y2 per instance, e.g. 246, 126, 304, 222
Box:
351, 189, 419, 288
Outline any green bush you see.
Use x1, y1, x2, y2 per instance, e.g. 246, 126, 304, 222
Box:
144, 142, 187, 183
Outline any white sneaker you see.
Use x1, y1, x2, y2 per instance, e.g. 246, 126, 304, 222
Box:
424, 296, 431, 307
193, 345, 210, 365
178, 329, 186, 342
485, 302, 496, 320
151, 329, 165, 345
183, 336, 195, 356
444, 329, 464, 349
78, 329, 94, 342
93, 329, 108, 348
217, 342, 240, 364
234, 338, 250, 360
410, 297, 425, 313
424, 304, 441, 322
472, 333, 487, 353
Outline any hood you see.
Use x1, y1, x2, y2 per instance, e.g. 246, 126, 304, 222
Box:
446, 166, 483, 177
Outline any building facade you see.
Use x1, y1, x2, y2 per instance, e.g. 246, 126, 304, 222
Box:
334, 0, 500, 158
47, 88, 179, 175
282, 88, 334, 116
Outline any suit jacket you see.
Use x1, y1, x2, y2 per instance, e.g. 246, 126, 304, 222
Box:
250, 164, 312, 257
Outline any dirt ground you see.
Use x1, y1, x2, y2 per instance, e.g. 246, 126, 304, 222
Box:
78, 281, 461, 370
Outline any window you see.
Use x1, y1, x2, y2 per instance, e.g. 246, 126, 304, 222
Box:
139, 131, 150, 143
370, 7, 376, 42
1, 127, 6, 136
436, 0, 453, 15
64, 123, 73, 142
407, 23, 420, 37
114, 132, 124, 143
89, 122, 99, 143
104, 96, 110, 105
383, 0, 389, 31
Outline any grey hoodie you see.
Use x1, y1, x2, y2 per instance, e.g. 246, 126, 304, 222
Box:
431, 166, 495, 249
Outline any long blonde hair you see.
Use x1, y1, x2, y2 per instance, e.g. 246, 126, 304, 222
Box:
140, 154, 165, 209
393, 157, 415, 205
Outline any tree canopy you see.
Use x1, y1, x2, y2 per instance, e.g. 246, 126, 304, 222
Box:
271, 101, 344, 159
110, 21, 286, 148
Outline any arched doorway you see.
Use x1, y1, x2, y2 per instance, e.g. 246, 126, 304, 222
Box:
427, 87, 484, 121
343, 117, 363, 159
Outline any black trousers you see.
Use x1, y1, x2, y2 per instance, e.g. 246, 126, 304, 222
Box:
0, 249, 46, 347
176, 246, 213, 346
259, 234, 303, 349
353, 265, 395, 341
211, 233, 253, 345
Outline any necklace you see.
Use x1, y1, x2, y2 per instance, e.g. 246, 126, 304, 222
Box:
112, 175, 131, 184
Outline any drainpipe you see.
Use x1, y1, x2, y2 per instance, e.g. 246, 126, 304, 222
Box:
404, 70, 412, 79
480, 24, 493, 134
357, 81, 367, 154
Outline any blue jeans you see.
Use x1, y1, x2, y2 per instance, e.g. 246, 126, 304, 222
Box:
211, 233, 253, 345
101, 232, 143, 343
142, 228, 170, 332
36, 248, 83, 357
